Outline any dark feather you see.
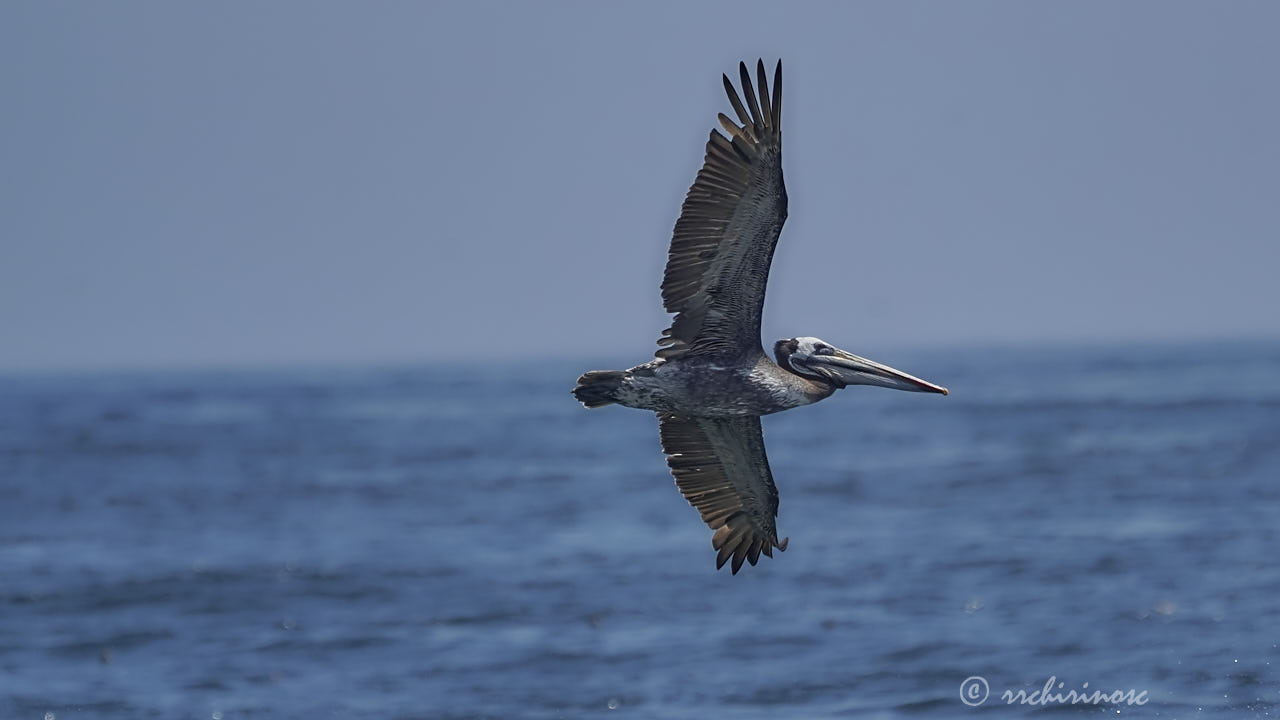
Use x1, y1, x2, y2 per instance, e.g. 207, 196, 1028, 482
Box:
771, 60, 783, 130
738, 62, 761, 128
722, 73, 751, 128
657, 59, 788, 360
657, 413, 788, 574
756, 60, 772, 131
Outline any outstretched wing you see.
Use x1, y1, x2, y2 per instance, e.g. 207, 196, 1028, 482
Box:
657, 59, 788, 360
657, 413, 789, 574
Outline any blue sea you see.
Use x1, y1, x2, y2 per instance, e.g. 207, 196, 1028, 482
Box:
2, 341, 1278, 719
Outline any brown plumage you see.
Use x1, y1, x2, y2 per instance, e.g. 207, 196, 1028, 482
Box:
658, 414, 788, 574
571, 58, 950, 575
657, 60, 787, 361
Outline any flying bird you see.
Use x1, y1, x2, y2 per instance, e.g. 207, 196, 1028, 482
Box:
573, 59, 948, 574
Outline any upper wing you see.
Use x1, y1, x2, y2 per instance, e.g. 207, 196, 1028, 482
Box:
656, 59, 788, 360
657, 412, 789, 574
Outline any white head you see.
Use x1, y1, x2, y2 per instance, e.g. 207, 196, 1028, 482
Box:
774, 336, 948, 394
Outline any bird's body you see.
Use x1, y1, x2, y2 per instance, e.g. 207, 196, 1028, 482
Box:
596, 354, 833, 417
574, 60, 947, 573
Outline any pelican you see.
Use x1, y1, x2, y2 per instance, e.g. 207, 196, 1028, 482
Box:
573, 59, 948, 574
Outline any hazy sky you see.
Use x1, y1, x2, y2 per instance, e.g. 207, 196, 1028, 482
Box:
3, 2, 1277, 371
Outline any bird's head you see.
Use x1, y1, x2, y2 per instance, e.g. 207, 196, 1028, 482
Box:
774, 336, 949, 394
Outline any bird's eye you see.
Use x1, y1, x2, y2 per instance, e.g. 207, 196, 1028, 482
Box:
814, 345, 833, 355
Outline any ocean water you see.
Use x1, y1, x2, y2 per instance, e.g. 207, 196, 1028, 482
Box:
2, 341, 1279, 719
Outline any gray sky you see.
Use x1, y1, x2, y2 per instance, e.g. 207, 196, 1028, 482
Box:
3, 2, 1277, 371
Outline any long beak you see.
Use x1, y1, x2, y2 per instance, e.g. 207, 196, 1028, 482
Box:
806, 349, 949, 395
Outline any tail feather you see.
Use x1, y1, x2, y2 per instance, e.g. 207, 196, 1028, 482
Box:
573, 370, 625, 408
